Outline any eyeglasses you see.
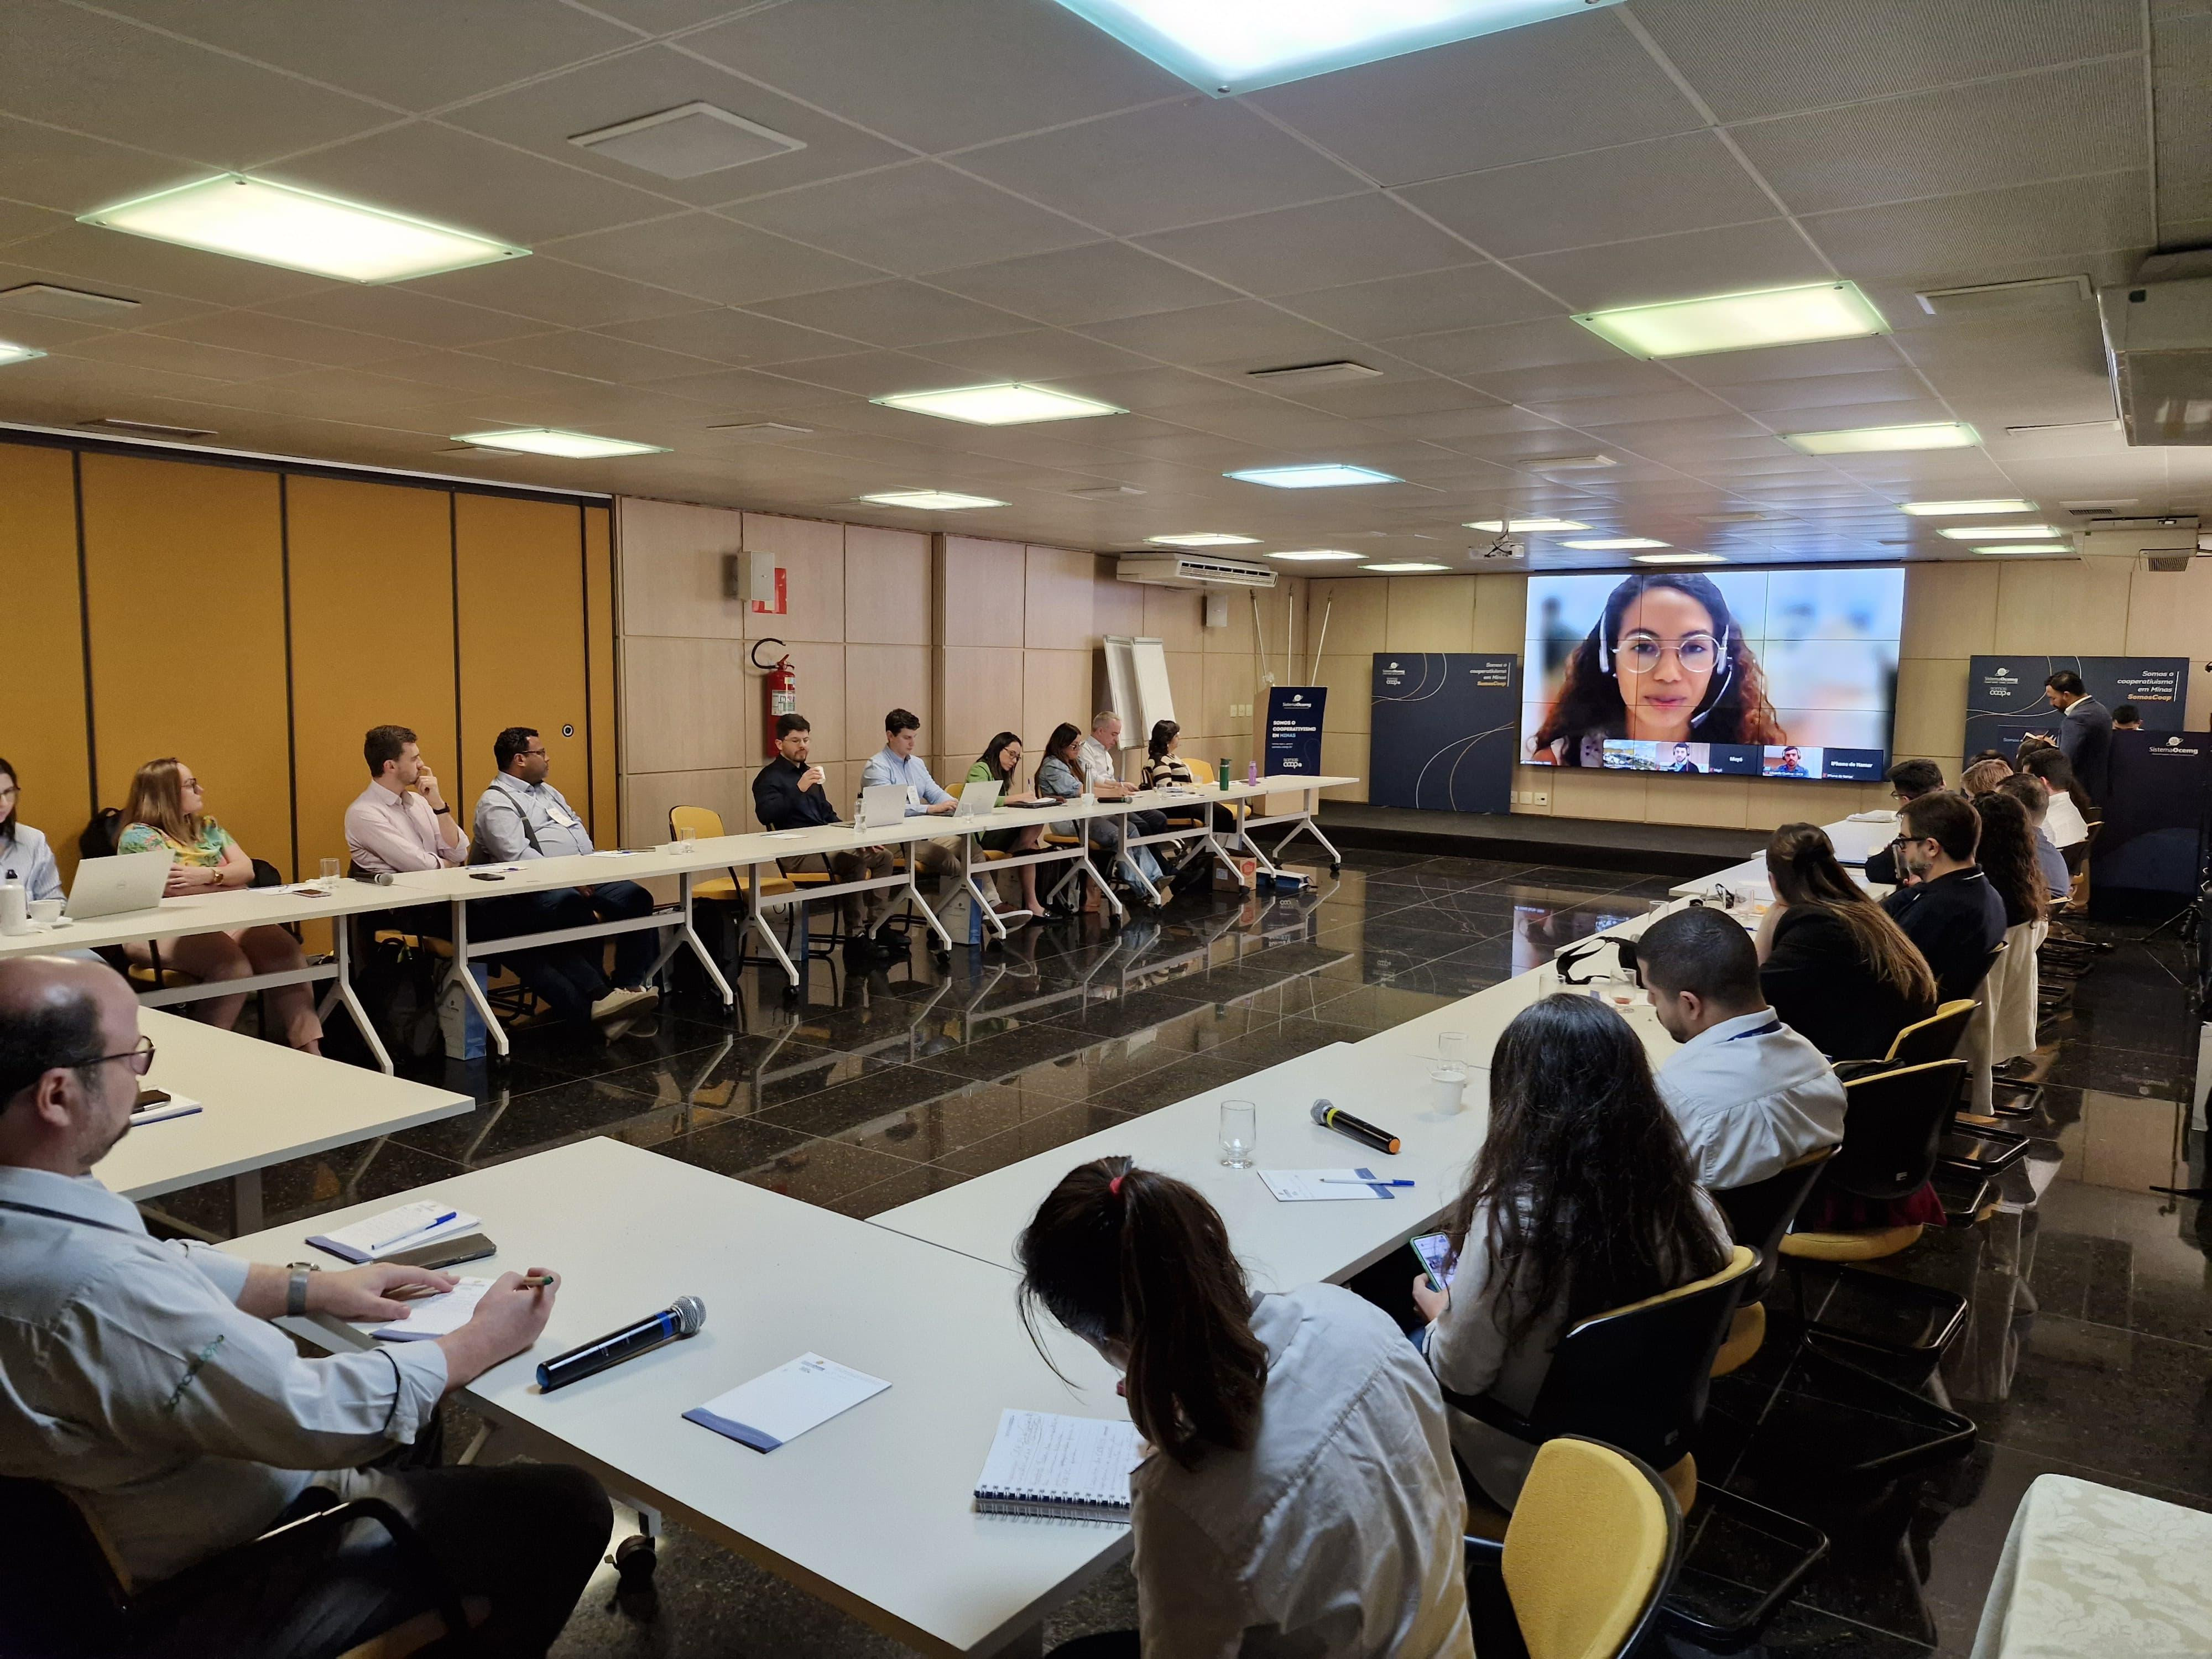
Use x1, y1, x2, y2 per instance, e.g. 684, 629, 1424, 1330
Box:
1616, 632, 1720, 674
178, 779, 202, 792
88, 1036, 159, 1077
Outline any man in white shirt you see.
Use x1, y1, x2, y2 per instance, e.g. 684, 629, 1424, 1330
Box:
859, 707, 960, 889
1076, 712, 1138, 801
1640, 905, 1845, 1192
0, 955, 606, 1653
345, 724, 467, 875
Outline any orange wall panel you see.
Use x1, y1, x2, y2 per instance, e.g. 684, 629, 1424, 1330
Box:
585, 505, 619, 844
0, 444, 92, 884
81, 453, 292, 876
455, 494, 592, 826
286, 475, 458, 890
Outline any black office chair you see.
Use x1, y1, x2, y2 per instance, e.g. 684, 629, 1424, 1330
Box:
1830, 998, 1979, 1081
1710, 1146, 1836, 1378
0, 1477, 478, 1659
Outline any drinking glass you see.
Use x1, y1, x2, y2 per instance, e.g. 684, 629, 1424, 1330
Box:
1437, 1030, 1468, 1068
679, 826, 698, 844
319, 857, 341, 883
1218, 1099, 1256, 1168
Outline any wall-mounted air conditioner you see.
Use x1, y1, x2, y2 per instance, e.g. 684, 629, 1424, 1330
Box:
1114, 553, 1277, 589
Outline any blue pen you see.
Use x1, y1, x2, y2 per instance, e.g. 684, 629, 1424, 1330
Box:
1322, 1177, 1414, 1187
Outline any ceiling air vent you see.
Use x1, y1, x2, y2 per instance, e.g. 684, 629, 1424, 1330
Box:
706, 421, 813, 441
570, 103, 805, 179
1245, 359, 1381, 387
2080, 515, 2199, 565
1915, 274, 2092, 317
1115, 554, 1277, 590
0, 283, 139, 319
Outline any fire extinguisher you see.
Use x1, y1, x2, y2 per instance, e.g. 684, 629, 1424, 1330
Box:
752, 637, 796, 757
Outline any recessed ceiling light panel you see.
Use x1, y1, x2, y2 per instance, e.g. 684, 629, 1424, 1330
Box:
568, 102, 804, 180
453, 428, 666, 458
1900, 498, 2035, 516
1148, 532, 1258, 547
1937, 524, 2064, 540
1465, 518, 1589, 533
0, 340, 45, 367
1561, 537, 1668, 550
873, 382, 1123, 425
1227, 463, 1399, 488
1364, 560, 1449, 572
858, 489, 1009, 510
1575, 280, 1888, 358
82, 174, 528, 284
1266, 549, 1365, 561
1634, 551, 1727, 565
1971, 544, 2070, 555
1048, 0, 1624, 95
1783, 421, 1979, 455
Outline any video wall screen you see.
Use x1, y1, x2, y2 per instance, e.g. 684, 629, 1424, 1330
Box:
1522, 567, 1902, 782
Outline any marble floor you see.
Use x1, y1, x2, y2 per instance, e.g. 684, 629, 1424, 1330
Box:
156, 847, 2210, 1658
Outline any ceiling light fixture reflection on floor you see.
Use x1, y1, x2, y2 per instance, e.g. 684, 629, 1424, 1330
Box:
1783, 421, 1979, 455
82, 175, 529, 283
1575, 280, 1888, 358
857, 489, 1009, 510
1227, 464, 1400, 488
1048, 0, 1624, 96
453, 428, 666, 458
872, 383, 1123, 425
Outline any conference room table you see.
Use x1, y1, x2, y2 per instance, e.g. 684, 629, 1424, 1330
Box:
225, 1137, 1133, 1659
1670, 811, 1897, 900
104, 1006, 472, 1233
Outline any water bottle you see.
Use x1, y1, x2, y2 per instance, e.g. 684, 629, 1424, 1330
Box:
1218, 756, 1231, 791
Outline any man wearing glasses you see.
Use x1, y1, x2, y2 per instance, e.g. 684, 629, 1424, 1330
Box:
0, 955, 608, 1652
1865, 758, 1945, 886
1877, 794, 2007, 1004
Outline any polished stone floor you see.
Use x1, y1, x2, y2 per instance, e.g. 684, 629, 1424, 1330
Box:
157, 848, 2209, 1658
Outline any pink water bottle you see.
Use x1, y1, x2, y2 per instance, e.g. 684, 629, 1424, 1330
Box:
1246, 761, 1258, 785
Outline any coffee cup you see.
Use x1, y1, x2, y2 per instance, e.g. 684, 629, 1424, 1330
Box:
29, 899, 65, 926
1429, 1062, 1468, 1115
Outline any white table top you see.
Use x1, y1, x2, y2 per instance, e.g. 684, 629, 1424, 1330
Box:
223, 1138, 1131, 1659
1970, 1473, 2212, 1659
102, 1008, 472, 1201
1669, 813, 1896, 900
874, 1044, 1491, 1286
0, 878, 415, 957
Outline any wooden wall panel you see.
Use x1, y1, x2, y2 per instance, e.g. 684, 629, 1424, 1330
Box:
585, 505, 618, 844
0, 444, 91, 884
455, 494, 591, 826
81, 453, 292, 876
286, 476, 457, 892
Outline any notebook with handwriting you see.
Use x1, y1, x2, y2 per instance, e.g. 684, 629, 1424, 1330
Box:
973, 1409, 1144, 1522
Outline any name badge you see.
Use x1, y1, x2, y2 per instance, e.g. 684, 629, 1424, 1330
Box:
547, 807, 577, 827
904, 786, 920, 808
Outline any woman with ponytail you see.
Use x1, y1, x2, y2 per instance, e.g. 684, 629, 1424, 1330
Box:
1756, 821, 1938, 1060
1018, 1159, 1472, 1659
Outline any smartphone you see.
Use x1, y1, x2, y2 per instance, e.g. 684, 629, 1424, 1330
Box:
387, 1232, 497, 1270
468, 872, 504, 882
1409, 1232, 1457, 1294
134, 1088, 172, 1109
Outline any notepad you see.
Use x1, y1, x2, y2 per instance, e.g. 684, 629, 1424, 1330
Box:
683, 1354, 890, 1453
369, 1277, 490, 1341
1259, 1167, 1398, 1202
973, 1410, 1144, 1522
129, 1092, 202, 1125
308, 1200, 482, 1264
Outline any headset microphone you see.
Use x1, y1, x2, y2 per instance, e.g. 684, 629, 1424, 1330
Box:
537, 1295, 705, 1393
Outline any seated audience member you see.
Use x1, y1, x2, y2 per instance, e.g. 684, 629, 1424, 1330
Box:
0, 955, 608, 1655
1079, 709, 1172, 853
1413, 994, 1730, 1510
116, 759, 324, 1053
1037, 723, 1161, 894
0, 756, 62, 902
966, 732, 1051, 919
2021, 747, 2093, 862
2113, 702, 2142, 732
346, 724, 467, 876
473, 727, 655, 1024
1999, 773, 2072, 902
1866, 758, 1944, 885
1970, 789, 2049, 1083
1019, 1157, 1473, 1657
1143, 718, 1239, 843
860, 708, 960, 889
1640, 904, 1848, 1184
1879, 792, 2007, 1004
753, 713, 900, 961
1961, 756, 2013, 797
1755, 823, 1938, 1062
2044, 669, 2112, 799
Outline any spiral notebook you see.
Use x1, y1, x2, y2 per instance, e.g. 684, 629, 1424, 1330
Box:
973, 1409, 1144, 1522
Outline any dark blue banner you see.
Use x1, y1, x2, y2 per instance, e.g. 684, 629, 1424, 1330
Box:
2092, 730, 2209, 914
1961, 655, 2189, 761
1369, 654, 1520, 813
1263, 686, 1327, 778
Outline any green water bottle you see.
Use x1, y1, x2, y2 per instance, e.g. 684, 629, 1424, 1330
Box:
1218, 756, 1231, 791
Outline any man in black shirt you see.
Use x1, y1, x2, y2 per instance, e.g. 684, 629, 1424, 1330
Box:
2044, 670, 2112, 801
1879, 791, 2006, 1003
1865, 757, 1944, 887
750, 714, 897, 959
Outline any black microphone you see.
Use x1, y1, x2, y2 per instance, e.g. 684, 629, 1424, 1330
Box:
536, 1295, 705, 1392
1312, 1099, 1401, 1156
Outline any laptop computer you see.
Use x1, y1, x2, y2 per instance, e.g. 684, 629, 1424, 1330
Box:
65, 848, 174, 920
953, 779, 1002, 818
858, 782, 911, 832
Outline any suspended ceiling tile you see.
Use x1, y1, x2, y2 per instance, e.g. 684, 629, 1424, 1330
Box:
1075, 300, 1355, 371
909, 329, 1157, 382
407, 254, 705, 329
1386, 315, 1630, 379
928, 241, 1240, 327
551, 210, 883, 305
1276, 263, 1561, 341
725, 161, 1095, 276
1802, 171, 2153, 286
743, 279, 1033, 348
588, 306, 855, 366
1506, 218, 1832, 312
468, 328, 722, 384
3, 222, 327, 307
1134, 194, 1483, 296
261, 284, 539, 348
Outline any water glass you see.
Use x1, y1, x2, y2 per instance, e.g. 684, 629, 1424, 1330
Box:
679, 826, 698, 844
1218, 1099, 1256, 1168
320, 857, 341, 884
1437, 1030, 1468, 1068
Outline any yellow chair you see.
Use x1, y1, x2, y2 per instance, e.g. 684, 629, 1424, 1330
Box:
1830, 998, 1976, 1081
1465, 1437, 1681, 1659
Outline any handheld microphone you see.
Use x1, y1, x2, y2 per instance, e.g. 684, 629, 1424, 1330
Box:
536, 1295, 705, 1393
1311, 1099, 1401, 1156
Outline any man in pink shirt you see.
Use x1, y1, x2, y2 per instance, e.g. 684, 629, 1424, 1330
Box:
345, 725, 467, 874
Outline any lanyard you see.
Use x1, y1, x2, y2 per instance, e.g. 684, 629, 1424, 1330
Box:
0, 1194, 143, 1238
1723, 1020, 1783, 1041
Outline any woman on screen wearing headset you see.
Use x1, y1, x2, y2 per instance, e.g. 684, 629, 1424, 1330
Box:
1531, 573, 1783, 765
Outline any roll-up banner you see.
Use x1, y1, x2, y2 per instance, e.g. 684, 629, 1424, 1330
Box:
1262, 686, 1327, 778
1369, 654, 1520, 813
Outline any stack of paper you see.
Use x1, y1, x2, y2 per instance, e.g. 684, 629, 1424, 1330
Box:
309, 1200, 481, 1263
684, 1354, 891, 1453
370, 1277, 491, 1342
1258, 1168, 1400, 1202
973, 1410, 1144, 1521
129, 1092, 202, 1125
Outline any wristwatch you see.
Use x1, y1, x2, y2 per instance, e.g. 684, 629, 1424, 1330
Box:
432, 805, 451, 816
284, 1263, 319, 1317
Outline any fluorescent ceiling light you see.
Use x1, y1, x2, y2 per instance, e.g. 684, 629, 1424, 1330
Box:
1900, 498, 2036, 516
858, 489, 1009, 510
1574, 281, 1888, 359
1047, 0, 1623, 96
81, 174, 528, 284
1561, 537, 1668, 550
1634, 551, 1727, 565
0, 340, 45, 367
1363, 561, 1449, 572
1227, 463, 1400, 488
1149, 532, 1258, 547
1465, 518, 1589, 533
1524, 452, 1615, 470
1937, 524, 2064, 541
453, 427, 666, 458
1265, 549, 1365, 561
1971, 544, 2070, 555
1783, 421, 1980, 455
872, 382, 1123, 425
